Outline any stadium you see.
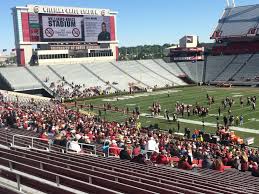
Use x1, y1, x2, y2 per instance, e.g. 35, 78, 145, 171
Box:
0, 1, 259, 193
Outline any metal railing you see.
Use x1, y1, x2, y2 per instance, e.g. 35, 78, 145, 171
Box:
66, 141, 96, 156
12, 134, 51, 151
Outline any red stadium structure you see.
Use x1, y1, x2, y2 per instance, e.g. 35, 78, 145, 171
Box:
12, 5, 119, 66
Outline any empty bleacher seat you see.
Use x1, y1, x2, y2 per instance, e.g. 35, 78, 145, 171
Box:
0, 67, 42, 91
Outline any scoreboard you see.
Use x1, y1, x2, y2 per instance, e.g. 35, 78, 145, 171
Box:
12, 5, 118, 65
14, 5, 117, 44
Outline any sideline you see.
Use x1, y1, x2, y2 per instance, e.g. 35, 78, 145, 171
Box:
140, 113, 259, 134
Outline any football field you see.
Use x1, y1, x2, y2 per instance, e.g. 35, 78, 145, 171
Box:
73, 86, 259, 146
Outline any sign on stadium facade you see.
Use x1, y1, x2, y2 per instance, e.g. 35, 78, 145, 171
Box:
27, 5, 109, 16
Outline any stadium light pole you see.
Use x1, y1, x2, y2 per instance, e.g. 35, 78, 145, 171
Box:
226, 0, 230, 7
226, 0, 235, 7
232, 0, 235, 7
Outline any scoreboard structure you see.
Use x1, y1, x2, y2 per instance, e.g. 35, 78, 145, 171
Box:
164, 35, 204, 62
12, 5, 118, 65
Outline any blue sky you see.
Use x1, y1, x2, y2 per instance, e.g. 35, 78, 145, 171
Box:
0, 0, 259, 51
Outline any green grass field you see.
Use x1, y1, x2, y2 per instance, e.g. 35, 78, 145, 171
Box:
73, 86, 259, 146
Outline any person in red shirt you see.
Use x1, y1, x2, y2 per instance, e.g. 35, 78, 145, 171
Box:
150, 151, 159, 163
179, 156, 197, 170
156, 150, 170, 165
87, 131, 94, 141
109, 140, 120, 156
39, 131, 48, 142
132, 144, 141, 157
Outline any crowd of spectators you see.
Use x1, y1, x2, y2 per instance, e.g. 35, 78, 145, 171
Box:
49, 80, 111, 99
0, 90, 259, 177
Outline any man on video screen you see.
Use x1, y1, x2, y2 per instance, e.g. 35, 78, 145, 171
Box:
98, 22, 111, 41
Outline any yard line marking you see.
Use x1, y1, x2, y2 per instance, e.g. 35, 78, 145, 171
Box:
102, 89, 183, 102
140, 113, 259, 134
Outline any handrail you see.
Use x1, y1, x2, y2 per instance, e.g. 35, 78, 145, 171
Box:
12, 134, 50, 151
66, 141, 96, 156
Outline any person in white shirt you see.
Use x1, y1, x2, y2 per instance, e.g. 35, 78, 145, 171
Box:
145, 136, 158, 158
146, 137, 156, 151
69, 134, 82, 153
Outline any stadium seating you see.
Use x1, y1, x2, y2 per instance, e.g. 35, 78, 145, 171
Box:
1, 89, 259, 193
27, 66, 62, 88
50, 64, 105, 88
215, 54, 252, 81
2, 53, 259, 94
0, 67, 42, 91
114, 60, 169, 88
177, 61, 204, 82
205, 55, 236, 82
0, 127, 259, 194
153, 59, 184, 76
0, 89, 50, 104
137, 60, 186, 86
0, 60, 190, 96
84, 62, 145, 91
233, 54, 259, 81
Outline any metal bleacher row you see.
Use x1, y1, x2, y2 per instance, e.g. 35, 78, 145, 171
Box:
204, 54, 259, 83
0, 60, 190, 94
1, 54, 259, 92
0, 127, 259, 194
177, 61, 204, 83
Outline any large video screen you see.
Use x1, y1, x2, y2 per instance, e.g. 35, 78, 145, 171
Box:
84, 16, 111, 42
42, 15, 83, 40
27, 13, 115, 42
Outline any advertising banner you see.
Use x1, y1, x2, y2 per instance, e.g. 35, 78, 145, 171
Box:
41, 15, 83, 39
84, 16, 111, 42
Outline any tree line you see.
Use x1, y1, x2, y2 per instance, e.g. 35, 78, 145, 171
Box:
118, 44, 176, 61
